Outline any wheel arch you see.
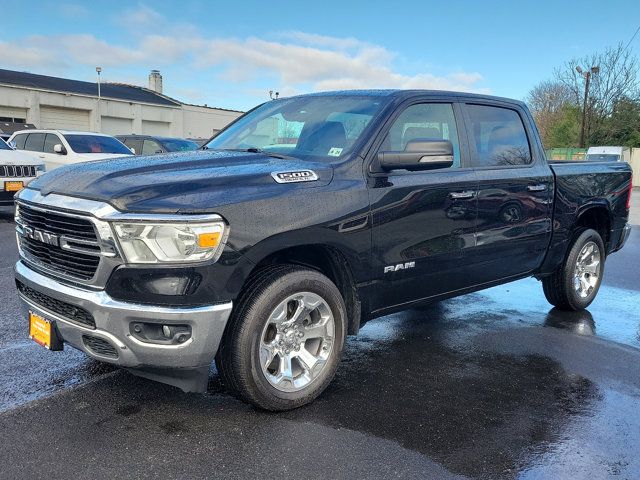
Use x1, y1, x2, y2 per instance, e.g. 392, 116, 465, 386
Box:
230, 228, 366, 335
575, 203, 612, 250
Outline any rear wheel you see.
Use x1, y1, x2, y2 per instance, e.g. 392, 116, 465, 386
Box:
216, 266, 346, 411
542, 228, 605, 310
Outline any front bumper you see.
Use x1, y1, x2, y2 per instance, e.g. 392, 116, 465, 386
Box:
15, 260, 233, 390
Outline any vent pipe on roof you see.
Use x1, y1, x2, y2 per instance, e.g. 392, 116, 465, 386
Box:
149, 70, 163, 94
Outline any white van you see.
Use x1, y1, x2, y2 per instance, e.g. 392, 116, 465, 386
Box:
0, 139, 45, 206
8, 130, 133, 171
585, 146, 626, 162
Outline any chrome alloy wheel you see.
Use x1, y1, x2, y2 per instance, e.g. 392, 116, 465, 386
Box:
259, 292, 335, 392
573, 241, 601, 299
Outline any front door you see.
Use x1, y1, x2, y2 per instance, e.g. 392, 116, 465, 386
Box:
368, 101, 477, 313
462, 102, 553, 283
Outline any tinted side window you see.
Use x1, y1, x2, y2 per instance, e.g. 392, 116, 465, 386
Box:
122, 138, 143, 154
381, 103, 461, 168
44, 134, 61, 153
13, 133, 28, 150
142, 139, 163, 155
466, 105, 531, 167
24, 133, 45, 152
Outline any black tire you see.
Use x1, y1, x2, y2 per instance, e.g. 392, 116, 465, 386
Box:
216, 265, 347, 411
542, 228, 605, 311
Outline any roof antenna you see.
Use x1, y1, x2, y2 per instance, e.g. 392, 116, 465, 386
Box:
269, 90, 279, 100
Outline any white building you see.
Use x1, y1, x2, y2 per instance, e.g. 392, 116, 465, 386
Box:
0, 68, 242, 140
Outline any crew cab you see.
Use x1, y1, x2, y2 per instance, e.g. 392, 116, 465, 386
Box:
13, 91, 633, 410
0, 138, 44, 206
9, 130, 133, 171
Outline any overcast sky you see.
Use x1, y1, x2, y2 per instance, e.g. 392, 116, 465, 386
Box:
1, 0, 639, 111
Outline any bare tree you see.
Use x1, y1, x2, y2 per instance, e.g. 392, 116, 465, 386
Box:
555, 43, 640, 138
526, 81, 574, 146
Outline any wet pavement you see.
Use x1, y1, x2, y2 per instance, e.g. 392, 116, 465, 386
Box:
0, 206, 639, 479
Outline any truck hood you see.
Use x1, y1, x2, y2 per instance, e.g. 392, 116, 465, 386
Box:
0, 149, 43, 165
74, 153, 134, 161
27, 150, 334, 213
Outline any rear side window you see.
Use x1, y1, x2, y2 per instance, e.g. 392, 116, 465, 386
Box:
24, 133, 45, 152
466, 105, 531, 167
12, 134, 28, 150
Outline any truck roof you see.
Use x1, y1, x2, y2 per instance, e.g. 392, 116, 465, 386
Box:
294, 89, 526, 107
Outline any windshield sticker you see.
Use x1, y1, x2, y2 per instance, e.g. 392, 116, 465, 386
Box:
328, 147, 343, 157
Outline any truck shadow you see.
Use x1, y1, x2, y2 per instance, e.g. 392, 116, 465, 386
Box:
272, 304, 600, 478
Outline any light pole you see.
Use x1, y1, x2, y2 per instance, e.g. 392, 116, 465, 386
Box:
576, 65, 599, 148
96, 67, 102, 132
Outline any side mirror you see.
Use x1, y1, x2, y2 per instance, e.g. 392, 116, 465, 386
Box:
53, 144, 67, 155
8, 141, 17, 149
378, 139, 454, 171
130, 147, 136, 154
154, 149, 163, 154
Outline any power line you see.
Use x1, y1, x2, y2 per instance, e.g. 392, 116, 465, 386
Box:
624, 24, 640, 52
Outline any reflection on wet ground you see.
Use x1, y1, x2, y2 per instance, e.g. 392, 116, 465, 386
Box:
0, 220, 638, 478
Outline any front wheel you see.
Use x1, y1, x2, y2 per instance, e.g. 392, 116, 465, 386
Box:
216, 266, 347, 411
542, 228, 605, 310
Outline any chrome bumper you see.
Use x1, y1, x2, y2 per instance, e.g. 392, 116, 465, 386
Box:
15, 260, 233, 373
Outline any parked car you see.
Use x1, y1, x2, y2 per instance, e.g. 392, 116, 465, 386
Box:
13, 90, 632, 411
116, 135, 199, 155
586, 146, 626, 162
8, 130, 133, 170
0, 138, 44, 206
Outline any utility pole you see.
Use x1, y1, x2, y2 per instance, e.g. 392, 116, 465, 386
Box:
576, 65, 599, 148
96, 67, 102, 132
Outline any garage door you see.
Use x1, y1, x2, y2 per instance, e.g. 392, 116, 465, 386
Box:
0, 106, 28, 122
142, 120, 171, 136
101, 116, 133, 136
40, 106, 90, 131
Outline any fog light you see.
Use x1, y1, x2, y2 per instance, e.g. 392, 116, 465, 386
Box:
130, 322, 192, 345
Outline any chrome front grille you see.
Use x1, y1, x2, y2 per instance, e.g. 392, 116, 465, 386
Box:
0, 165, 37, 177
16, 204, 102, 282
18, 204, 98, 240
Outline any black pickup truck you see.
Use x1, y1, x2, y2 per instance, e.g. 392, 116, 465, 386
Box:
14, 90, 633, 410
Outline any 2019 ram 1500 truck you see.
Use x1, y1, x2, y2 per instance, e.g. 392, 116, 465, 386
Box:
14, 90, 633, 410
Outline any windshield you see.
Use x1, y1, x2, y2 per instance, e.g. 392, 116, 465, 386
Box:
586, 153, 620, 162
205, 96, 386, 160
65, 135, 132, 154
161, 138, 199, 152
0, 139, 10, 150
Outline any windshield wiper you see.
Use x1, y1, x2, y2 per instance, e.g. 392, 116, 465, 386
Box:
226, 147, 293, 159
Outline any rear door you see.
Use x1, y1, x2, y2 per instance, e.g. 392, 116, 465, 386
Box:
462, 102, 553, 283
368, 100, 478, 312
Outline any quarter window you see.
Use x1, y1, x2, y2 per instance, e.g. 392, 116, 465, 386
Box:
381, 103, 461, 168
466, 105, 531, 167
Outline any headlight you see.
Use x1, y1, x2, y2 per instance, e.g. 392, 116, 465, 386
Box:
36, 164, 46, 172
112, 220, 227, 264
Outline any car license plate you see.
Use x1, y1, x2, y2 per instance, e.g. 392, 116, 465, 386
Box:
29, 311, 52, 349
5, 181, 24, 192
